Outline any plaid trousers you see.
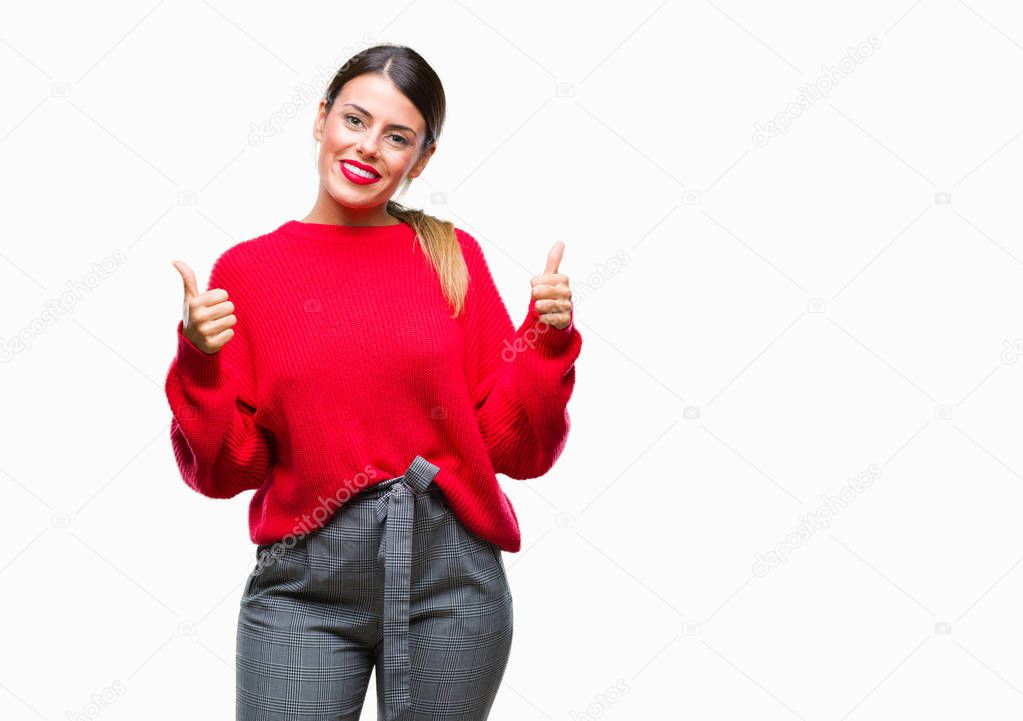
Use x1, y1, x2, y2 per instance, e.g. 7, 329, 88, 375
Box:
236, 455, 514, 720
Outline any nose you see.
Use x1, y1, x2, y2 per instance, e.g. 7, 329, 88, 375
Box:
356, 132, 380, 158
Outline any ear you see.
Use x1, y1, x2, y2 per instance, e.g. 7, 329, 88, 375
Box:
407, 143, 437, 180
313, 99, 328, 142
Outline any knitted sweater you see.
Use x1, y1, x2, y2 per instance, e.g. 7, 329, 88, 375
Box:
164, 219, 582, 552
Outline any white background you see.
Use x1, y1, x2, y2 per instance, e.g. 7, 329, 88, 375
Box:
2, 1, 1023, 719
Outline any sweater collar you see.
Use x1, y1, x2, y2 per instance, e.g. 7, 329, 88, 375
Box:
279, 219, 415, 243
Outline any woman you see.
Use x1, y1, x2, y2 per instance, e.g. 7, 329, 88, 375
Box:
165, 44, 582, 720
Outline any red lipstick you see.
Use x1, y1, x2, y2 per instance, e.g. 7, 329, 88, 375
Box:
339, 159, 382, 185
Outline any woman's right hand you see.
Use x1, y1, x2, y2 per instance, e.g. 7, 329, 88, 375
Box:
172, 260, 236, 354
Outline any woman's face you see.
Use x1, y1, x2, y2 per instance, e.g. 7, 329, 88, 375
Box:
313, 73, 435, 211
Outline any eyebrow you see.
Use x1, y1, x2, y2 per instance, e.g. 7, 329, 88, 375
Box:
341, 103, 418, 136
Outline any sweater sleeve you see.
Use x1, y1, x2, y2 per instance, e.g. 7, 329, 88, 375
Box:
458, 230, 583, 479
164, 251, 273, 498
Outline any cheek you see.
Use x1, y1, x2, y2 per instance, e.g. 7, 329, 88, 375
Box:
376, 153, 410, 180
390, 154, 416, 176
321, 129, 346, 151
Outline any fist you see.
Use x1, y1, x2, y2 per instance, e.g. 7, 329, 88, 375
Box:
172, 260, 236, 354
530, 242, 573, 330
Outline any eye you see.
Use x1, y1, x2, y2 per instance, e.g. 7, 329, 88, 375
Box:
344, 114, 364, 127
389, 135, 410, 146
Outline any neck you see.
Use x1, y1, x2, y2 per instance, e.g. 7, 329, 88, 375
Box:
303, 192, 399, 227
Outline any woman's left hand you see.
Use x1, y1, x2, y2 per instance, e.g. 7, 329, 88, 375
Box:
531, 242, 573, 330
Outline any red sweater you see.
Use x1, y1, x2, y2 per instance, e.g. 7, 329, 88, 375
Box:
164, 220, 582, 552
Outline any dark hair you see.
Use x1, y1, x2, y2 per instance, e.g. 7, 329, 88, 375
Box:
325, 44, 445, 151
322, 44, 467, 316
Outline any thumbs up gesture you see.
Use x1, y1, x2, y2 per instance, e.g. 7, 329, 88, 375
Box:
172, 260, 237, 354
530, 242, 573, 330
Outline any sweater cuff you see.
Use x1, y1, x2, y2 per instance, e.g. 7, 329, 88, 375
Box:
176, 320, 223, 387
525, 296, 581, 359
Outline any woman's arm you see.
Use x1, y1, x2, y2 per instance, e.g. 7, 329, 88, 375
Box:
459, 230, 583, 478
164, 253, 273, 498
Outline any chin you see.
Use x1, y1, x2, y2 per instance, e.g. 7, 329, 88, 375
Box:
328, 190, 381, 209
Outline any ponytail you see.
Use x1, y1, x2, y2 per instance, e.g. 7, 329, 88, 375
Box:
386, 199, 468, 318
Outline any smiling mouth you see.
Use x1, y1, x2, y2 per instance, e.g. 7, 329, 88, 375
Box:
340, 160, 380, 179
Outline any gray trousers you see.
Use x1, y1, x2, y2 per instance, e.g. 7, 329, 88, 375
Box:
236, 455, 514, 720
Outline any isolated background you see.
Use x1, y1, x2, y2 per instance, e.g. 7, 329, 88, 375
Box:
3, 0, 1023, 718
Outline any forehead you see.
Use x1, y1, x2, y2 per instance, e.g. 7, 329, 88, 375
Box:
336, 74, 424, 130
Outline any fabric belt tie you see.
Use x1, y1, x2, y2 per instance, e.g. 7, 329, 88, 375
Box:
372, 455, 440, 721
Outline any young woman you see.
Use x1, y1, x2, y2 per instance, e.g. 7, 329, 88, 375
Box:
165, 44, 582, 721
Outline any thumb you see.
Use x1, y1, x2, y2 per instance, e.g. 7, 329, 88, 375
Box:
544, 242, 565, 275
172, 260, 199, 302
